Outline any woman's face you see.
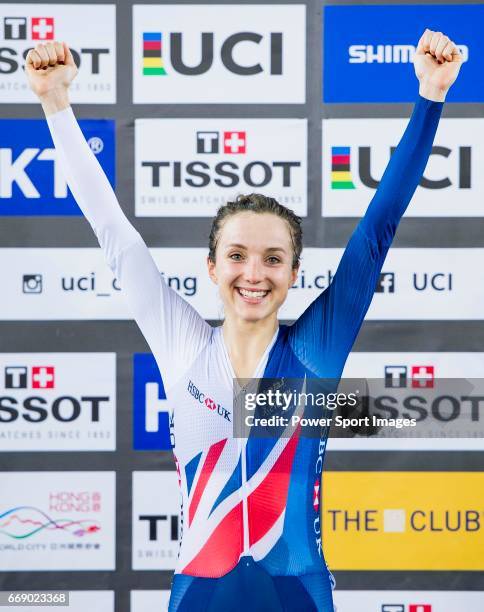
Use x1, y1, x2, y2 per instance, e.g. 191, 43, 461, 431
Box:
207, 212, 299, 324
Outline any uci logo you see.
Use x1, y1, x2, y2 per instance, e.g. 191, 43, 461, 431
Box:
142, 31, 283, 76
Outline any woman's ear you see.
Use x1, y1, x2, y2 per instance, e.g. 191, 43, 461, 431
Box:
290, 263, 299, 287
207, 255, 218, 285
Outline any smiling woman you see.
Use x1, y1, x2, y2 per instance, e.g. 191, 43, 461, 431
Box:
25, 31, 462, 612
206, 196, 302, 378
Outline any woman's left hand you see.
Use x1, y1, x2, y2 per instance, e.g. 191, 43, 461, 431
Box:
414, 29, 463, 102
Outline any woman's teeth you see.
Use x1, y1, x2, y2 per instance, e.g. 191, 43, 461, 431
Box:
238, 288, 269, 298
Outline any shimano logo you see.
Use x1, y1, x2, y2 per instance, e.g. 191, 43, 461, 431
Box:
348, 44, 469, 64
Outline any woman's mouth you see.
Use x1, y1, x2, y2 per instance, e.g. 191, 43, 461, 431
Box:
236, 287, 270, 304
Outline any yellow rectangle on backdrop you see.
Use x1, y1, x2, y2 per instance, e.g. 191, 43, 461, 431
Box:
322, 472, 484, 570
330, 171, 352, 182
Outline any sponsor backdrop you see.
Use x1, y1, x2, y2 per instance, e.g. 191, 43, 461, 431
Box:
1, 1, 483, 612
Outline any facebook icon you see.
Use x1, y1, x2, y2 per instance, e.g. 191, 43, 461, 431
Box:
133, 353, 171, 450
375, 272, 395, 293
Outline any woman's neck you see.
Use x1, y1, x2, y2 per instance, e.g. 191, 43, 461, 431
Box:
222, 315, 279, 380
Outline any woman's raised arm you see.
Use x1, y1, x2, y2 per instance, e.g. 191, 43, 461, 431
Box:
289, 30, 463, 375
25, 42, 211, 391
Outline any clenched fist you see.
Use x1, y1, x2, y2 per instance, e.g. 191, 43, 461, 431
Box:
414, 29, 463, 102
26, 41, 77, 111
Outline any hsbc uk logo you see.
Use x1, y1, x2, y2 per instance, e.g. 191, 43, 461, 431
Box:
3, 17, 54, 41
5, 365, 55, 389
197, 131, 246, 155
384, 365, 435, 389
187, 380, 231, 421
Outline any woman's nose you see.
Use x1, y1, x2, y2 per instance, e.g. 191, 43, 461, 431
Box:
243, 258, 263, 283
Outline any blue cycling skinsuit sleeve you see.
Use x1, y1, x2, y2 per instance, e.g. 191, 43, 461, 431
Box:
289, 96, 444, 379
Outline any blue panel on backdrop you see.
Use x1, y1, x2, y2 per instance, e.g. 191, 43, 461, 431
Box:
0, 119, 115, 215
133, 353, 171, 451
323, 4, 483, 103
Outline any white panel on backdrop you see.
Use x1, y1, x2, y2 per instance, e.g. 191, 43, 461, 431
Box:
0, 5, 116, 103
327, 352, 484, 451
0, 353, 116, 452
130, 590, 170, 612
132, 471, 180, 570
2, 248, 484, 321
333, 590, 484, 611
10, 591, 114, 612
0, 472, 115, 571
279, 248, 484, 321
135, 119, 307, 217
322, 118, 482, 217
132, 4, 306, 103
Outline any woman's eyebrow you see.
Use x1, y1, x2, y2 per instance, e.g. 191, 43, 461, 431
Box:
225, 243, 247, 250
265, 246, 287, 253
225, 243, 287, 253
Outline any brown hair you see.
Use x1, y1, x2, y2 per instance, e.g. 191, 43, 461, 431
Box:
208, 194, 302, 269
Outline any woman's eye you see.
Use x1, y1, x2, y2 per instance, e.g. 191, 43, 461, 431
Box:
267, 256, 281, 264
230, 253, 243, 261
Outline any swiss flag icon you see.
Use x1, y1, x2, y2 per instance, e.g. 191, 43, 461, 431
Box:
32, 17, 54, 40
32, 366, 55, 389
409, 605, 431, 612
223, 131, 246, 154
411, 365, 434, 388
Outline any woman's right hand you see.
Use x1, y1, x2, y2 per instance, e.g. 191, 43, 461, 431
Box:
26, 41, 77, 112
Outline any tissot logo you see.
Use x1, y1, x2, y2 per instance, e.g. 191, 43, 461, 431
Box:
136, 119, 307, 217
132, 472, 181, 570
0, 45, 109, 75
0, 353, 116, 452
5, 365, 55, 389
141, 128, 298, 189
133, 5, 305, 103
0, 5, 116, 104
384, 365, 435, 389
139, 514, 179, 542
196, 131, 247, 155
3, 16, 54, 40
